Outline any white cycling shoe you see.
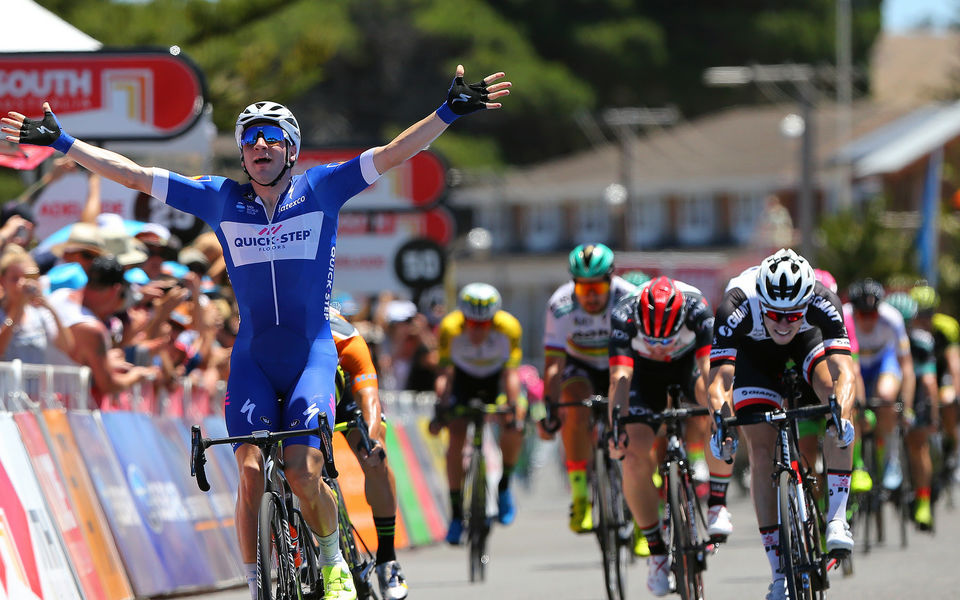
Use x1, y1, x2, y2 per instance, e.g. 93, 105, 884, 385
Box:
825, 519, 854, 554
647, 554, 673, 597
706, 505, 733, 539
765, 577, 789, 600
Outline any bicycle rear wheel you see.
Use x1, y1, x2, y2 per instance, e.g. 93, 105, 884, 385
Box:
291, 509, 323, 600
669, 462, 705, 600
594, 450, 628, 600
258, 492, 297, 600
464, 448, 488, 583
333, 480, 379, 599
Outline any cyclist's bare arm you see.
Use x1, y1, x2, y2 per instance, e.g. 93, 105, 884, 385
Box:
608, 364, 633, 423
921, 372, 940, 427
945, 345, 960, 404
812, 353, 857, 420
898, 350, 916, 414
355, 386, 385, 446
434, 364, 455, 405
694, 354, 710, 407
543, 354, 565, 403
707, 363, 735, 415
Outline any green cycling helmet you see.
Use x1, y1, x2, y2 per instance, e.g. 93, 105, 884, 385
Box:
910, 285, 940, 313
886, 292, 918, 323
569, 243, 615, 279
621, 270, 651, 287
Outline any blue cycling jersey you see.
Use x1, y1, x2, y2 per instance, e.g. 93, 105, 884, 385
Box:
150, 149, 381, 448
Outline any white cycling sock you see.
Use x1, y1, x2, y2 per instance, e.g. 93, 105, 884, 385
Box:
244, 562, 257, 600
318, 528, 346, 567
760, 527, 781, 580
826, 470, 851, 523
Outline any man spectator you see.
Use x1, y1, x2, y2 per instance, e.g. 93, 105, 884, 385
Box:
134, 223, 180, 280
378, 299, 437, 391
47, 255, 156, 406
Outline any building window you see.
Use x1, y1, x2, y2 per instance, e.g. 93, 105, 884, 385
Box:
628, 197, 666, 248
475, 205, 510, 251
524, 204, 563, 251
677, 194, 715, 246
573, 202, 611, 245
731, 192, 765, 245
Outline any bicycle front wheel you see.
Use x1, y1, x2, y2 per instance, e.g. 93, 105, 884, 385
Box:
258, 492, 297, 600
669, 462, 705, 600
594, 451, 628, 600
778, 470, 814, 600
464, 448, 488, 583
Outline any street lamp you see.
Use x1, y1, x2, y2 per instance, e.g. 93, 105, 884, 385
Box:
703, 64, 817, 258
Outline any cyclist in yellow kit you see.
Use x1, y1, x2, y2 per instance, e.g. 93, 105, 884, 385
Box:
428, 283, 526, 544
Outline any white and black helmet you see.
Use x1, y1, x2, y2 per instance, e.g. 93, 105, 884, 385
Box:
756, 248, 816, 309
235, 101, 301, 158
458, 282, 502, 322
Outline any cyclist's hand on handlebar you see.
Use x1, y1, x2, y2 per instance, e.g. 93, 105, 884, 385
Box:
607, 429, 628, 460
359, 439, 387, 467
538, 399, 561, 439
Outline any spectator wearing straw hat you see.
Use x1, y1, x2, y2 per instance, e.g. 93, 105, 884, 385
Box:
0, 246, 73, 363
50, 222, 106, 274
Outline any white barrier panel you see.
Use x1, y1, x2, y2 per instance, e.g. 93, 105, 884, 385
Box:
0, 414, 81, 600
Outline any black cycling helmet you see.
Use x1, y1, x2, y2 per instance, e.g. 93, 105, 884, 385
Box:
848, 278, 885, 313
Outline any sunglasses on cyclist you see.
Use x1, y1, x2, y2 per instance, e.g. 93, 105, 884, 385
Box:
574, 280, 610, 296
761, 307, 806, 323
464, 318, 492, 329
642, 333, 677, 346
240, 124, 287, 147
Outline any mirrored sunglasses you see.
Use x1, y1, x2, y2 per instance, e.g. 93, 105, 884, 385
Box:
464, 318, 492, 329
642, 333, 677, 346
762, 308, 806, 323
240, 124, 286, 147
574, 280, 610, 296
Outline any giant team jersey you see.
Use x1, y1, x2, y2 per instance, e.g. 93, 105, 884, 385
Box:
711, 266, 850, 378
150, 150, 380, 341
843, 301, 909, 369
543, 276, 636, 369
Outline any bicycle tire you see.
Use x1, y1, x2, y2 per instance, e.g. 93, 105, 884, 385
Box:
258, 492, 297, 600
669, 462, 705, 600
332, 480, 378, 600
896, 431, 911, 548
464, 447, 488, 583
778, 470, 813, 600
799, 478, 827, 598
594, 450, 628, 600
291, 510, 324, 600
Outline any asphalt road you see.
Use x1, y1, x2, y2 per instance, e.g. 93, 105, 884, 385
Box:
181, 440, 960, 600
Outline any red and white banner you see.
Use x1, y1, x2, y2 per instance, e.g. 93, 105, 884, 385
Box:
0, 49, 207, 141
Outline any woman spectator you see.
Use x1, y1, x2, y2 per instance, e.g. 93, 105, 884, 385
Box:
0, 246, 74, 363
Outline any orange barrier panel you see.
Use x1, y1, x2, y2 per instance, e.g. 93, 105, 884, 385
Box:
42, 409, 134, 600
14, 411, 107, 600
332, 433, 409, 552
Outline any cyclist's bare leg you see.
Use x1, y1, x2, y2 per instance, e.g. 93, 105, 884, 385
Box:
906, 427, 932, 493
235, 443, 266, 563
559, 379, 594, 466
445, 418, 469, 496
872, 373, 902, 442
743, 423, 779, 525
284, 444, 340, 536
798, 434, 823, 499
498, 420, 524, 468
346, 428, 397, 518
621, 423, 660, 528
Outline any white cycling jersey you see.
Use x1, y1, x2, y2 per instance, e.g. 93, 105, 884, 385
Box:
845, 301, 909, 368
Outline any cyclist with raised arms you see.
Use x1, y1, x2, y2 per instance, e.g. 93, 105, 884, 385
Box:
539, 243, 637, 534
708, 249, 856, 600
330, 307, 407, 598
3, 65, 510, 600
607, 276, 725, 596
911, 285, 960, 480
885, 292, 938, 530
429, 283, 526, 544
846, 279, 914, 490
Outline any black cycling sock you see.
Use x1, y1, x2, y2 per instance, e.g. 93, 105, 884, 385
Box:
707, 474, 730, 507
450, 490, 464, 520
641, 522, 666, 555
373, 515, 396, 564
499, 464, 516, 493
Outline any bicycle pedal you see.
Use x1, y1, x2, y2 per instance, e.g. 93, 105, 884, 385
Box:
708, 534, 728, 545
827, 548, 851, 560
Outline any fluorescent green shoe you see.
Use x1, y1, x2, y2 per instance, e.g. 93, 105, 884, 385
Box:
652, 470, 663, 489
851, 468, 873, 493
914, 498, 933, 531
633, 522, 650, 557
569, 497, 593, 533
322, 564, 357, 600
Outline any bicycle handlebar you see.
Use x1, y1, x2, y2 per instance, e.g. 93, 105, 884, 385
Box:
720, 395, 841, 432
333, 407, 385, 461
190, 414, 339, 492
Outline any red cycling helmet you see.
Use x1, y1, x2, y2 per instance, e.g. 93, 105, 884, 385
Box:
637, 276, 686, 338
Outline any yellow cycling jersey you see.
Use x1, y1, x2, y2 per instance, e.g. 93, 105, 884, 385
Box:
437, 309, 523, 378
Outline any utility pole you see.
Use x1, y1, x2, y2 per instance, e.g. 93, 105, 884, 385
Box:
704, 64, 818, 257
601, 107, 679, 251
835, 0, 854, 211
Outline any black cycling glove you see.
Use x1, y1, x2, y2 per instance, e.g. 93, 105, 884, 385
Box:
436, 75, 489, 124
18, 108, 75, 153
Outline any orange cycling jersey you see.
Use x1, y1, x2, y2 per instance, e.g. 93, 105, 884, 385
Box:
331, 309, 378, 394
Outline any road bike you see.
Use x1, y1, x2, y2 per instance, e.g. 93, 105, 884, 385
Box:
716, 372, 845, 600
191, 416, 338, 599
552, 396, 632, 600
621, 386, 712, 600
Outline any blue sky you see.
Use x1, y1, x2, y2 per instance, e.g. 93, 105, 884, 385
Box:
884, 0, 957, 32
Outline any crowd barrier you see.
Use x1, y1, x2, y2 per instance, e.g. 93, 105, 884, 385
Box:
0, 362, 453, 599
